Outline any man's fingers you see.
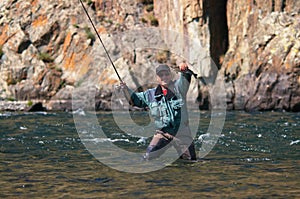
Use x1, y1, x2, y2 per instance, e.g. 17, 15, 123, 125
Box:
179, 63, 188, 71
120, 82, 127, 89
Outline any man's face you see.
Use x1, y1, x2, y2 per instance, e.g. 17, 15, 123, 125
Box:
157, 70, 172, 87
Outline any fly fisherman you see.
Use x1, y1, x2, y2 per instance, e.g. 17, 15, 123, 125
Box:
79, 0, 196, 161
120, 63, 197, 161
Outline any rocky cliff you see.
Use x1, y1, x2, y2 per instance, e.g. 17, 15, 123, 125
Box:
0, 0, 299, 111
224, 0, 300, 111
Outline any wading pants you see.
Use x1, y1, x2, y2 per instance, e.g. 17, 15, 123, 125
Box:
143, 129, 196, 160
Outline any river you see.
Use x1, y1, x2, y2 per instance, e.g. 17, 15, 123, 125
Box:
0, 111, 299, 198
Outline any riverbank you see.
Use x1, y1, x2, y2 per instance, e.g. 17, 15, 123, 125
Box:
0, 100, 70, 112
1, 99, 299, 112
0, 99, 120, 112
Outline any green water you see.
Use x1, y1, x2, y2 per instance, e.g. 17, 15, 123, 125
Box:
0, 111, 299, 198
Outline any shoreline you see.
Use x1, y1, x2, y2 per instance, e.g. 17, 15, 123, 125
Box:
0, 100, 298, 113
0, 100, 71, 112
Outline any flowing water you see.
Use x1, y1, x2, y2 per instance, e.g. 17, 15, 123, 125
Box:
0, 111, 299, 198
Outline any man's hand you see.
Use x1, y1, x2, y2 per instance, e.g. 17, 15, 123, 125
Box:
179, 62, 188, 72
178, 62, 198, 79
120, 81, 127, 89
116, 81, 134, 105
115, 81, 127, 91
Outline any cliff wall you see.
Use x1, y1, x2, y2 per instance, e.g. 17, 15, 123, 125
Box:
0, 0, 299, 111
154, 0, 299, 111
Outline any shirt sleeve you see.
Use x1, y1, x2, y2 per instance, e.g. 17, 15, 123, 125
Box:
175, 71, 192, 96
127, 88, 149, 108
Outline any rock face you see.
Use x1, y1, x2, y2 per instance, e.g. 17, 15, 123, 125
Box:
0, 0, 299, 111
224, 0, 300, 111
154, 0, 300, 111
0, 0, 164, 111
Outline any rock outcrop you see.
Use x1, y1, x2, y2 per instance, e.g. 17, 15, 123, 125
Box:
0, 0, 164, 111
223, 0, 300, 111
0, 0, 299, 111
154, 0, 300, 111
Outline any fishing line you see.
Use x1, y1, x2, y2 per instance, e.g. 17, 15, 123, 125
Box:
79, 0, 123, 82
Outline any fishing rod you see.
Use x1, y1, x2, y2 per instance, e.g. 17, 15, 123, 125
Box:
79, 0, 123, 82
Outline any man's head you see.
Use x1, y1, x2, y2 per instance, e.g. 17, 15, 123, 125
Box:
156, 64, 172, 88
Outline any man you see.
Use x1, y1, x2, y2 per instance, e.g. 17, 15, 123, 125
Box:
120, 62, 196, 160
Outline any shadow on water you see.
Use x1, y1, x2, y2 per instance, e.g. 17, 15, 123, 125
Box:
0, 111, 299, 198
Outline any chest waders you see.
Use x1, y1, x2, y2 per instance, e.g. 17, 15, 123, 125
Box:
143, 84, 196, 161
127, 73, 197, 160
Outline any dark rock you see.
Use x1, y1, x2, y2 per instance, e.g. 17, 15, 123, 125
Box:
197, 86, 210, 110
26, 102, 46, 112
95, 99, 111, 111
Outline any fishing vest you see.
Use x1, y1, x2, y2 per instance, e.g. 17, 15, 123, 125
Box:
146, 83, 184, 132
129, 73, 191, 135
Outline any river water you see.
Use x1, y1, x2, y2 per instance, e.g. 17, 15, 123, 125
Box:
0, 111, 299, 198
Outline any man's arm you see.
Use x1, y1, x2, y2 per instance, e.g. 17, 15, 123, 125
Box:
120, 82, 148, 108
175, 63, 192, 96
